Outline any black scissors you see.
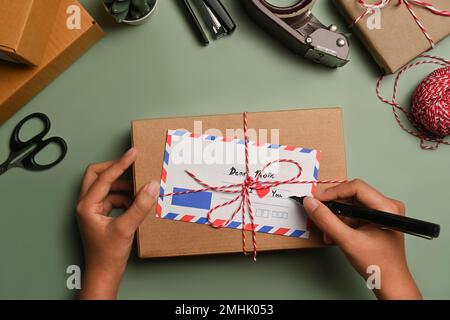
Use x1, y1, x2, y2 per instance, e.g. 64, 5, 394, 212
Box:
0, 113, 67, 176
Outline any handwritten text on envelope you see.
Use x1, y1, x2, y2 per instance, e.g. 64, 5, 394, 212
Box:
157, 130, 321, 239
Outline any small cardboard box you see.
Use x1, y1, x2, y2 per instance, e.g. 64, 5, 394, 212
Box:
132, 108, 347, 258
334, 0, 450, 74
0, 0, 62, 65
0, 0, 104, 124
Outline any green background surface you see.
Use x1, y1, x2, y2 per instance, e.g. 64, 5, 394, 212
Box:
0, 0, 449, 299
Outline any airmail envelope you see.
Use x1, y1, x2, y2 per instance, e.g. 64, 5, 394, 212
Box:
157, 130, 322, 239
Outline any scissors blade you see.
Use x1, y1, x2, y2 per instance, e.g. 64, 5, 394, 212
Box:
0, 146, 32, 176
0, 163, 9, 176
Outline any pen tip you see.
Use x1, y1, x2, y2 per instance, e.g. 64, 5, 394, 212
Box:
289, 196, 306, 205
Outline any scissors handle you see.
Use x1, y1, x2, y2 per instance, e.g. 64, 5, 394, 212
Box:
10, 113, 51, 151
8, 113, 68, 171
21, 136, 68, 171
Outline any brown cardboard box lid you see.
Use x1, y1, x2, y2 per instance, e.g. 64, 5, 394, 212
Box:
132, 108, 347, 258
0, 0, 61, 65
0, 0, 103, 124
335, 0, 450, 74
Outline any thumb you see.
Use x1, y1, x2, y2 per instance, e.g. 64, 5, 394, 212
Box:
303, 196, 355, 247
115, 181, 160, 235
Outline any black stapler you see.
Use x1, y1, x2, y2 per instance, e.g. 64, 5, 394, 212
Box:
182, 0, 236, 45
243, 0, 350, 67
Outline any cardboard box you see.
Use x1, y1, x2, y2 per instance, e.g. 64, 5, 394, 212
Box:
132, 108, 347, 258
0, 0, 103, 124
334, 0, 450, 74
0, 0, 61, 65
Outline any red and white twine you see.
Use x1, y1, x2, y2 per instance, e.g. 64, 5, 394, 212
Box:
353, 1, 450, 149
162, 113, 347, 260
376, 55, 450, 149
352, 0, 450, 48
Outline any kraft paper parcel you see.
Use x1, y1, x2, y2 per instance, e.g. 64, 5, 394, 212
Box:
131, 109, 347, 258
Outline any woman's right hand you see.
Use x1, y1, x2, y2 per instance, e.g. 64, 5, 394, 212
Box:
303, 179, 422, 300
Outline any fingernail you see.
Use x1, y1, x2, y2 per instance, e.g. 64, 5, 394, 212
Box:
303, 196, 319, 213
125, 147, 136, 156
145, 182, 160, 198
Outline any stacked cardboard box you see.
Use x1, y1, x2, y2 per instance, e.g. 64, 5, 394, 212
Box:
0, 0, 104, 124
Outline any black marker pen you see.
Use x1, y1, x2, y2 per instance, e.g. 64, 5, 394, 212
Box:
290, 196, 440, 239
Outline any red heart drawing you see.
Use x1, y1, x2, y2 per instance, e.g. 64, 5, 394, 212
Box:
255, 183, 270, 199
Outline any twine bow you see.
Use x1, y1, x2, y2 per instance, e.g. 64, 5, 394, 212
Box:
352, 0, 450, 48
161, 112, 346, 260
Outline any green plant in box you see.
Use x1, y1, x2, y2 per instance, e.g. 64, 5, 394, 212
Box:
104, 0, 156, 23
